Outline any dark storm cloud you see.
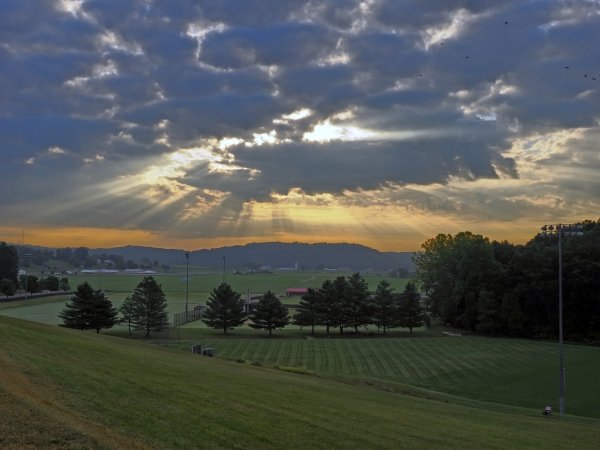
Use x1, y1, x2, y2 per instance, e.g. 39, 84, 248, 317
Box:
200, 22, 339, 69
1, 0, 599, 233
180, 133, 509, 202
277, 64, 363, 116
196, 0, 307, 27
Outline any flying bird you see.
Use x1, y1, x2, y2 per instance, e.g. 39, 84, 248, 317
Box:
564, 66, 570, 69
504, 21, 509, 25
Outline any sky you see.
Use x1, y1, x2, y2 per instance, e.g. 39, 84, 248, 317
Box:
1, 0, 599, 252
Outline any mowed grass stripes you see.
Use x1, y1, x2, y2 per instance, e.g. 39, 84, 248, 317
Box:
186, 335, 600, 418
2, 315, 600, 449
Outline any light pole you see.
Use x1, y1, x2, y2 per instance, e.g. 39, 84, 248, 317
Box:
24, 253, 31, 300
184, 252, 190, 322
539, 223, 583, 417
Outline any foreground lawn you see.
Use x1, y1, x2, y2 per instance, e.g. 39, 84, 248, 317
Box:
1, 316, 600, 449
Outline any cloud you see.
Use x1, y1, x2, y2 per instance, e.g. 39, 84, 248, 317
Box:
199, 22, 340, 69
0, 0, 599, 249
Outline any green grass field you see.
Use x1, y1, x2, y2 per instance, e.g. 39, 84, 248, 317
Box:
0, 271, 409, 323
67, 270, 409, 298
2, 316, 600, 449
2, 272, 600, 421
163, 330, 600, 418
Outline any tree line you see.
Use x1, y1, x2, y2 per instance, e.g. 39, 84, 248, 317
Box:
413, 219, 600, 342
0, 242, 71, 297
59, 276, 168, 336
202, 274, 425, 336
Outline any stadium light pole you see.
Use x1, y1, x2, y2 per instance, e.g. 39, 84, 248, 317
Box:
539, 223, 584, 417
184, 252, 190, 322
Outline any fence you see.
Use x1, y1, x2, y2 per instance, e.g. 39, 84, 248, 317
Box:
172, 308, 204, 327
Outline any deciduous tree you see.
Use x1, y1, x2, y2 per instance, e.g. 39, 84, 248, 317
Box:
0, 279, 16, 297
0, 242, 19, 286
59, 277, 70, 291
414, 231, 499, 329
40, 275, 59, 292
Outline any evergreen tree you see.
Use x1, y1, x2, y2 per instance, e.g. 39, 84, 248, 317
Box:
59, 282, 118, 333
294, 288, 321, 335
371, 279, 397, 335
131, 276, 169, 337
249, 291, 289, 336
202, 282, 246, 334
316, 279, 337, 335
396, 282, 424, 335
88, 290, 119, 333
346, 272, 371, 333
119, 295, 135, 335
332, 276, 349, 334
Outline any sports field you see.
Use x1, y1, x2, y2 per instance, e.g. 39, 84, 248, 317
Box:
167, 331, 600, 418
0, 271, 409, 324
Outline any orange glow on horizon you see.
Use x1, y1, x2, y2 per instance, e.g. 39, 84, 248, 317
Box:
0, 223, 536, 253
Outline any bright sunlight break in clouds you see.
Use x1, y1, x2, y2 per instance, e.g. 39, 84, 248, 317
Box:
1, 0, 599, 251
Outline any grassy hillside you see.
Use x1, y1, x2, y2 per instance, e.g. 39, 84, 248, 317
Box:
1, 316, 600, 449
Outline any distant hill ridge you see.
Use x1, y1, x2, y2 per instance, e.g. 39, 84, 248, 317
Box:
91, 242, 415, 271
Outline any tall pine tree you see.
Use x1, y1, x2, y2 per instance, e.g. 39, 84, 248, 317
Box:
371, 279, 397, 335
346, 272, 371, 333
396, 282, 424, 335
249, 291, 289, 336
131, 276, 169, 337
119, 295, 135, 335
202, 282, 246, 334
293, 288, 321, 335
317, 279, 337, 335
59, 282, 117, 333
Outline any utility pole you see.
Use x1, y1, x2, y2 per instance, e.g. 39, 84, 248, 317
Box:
185, 252, 190, 322
24, 253, 31, 300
